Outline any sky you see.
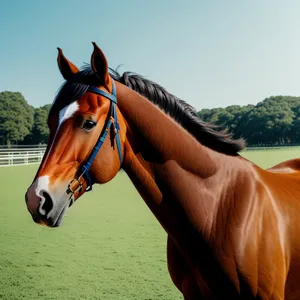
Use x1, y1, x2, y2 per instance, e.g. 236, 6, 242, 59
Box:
1, 0, 300, 111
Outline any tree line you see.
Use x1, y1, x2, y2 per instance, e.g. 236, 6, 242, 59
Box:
198, 95, 300, 146
0, 91, 50, 146
1, 91, 300, 147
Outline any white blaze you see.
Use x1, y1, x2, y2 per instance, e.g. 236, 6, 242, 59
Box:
58, 101, 79, 127
43, 101, 79, 165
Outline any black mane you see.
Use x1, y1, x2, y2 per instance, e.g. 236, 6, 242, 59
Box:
52, 66, 245, 155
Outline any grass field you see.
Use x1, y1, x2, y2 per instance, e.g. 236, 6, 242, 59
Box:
1, 148, 300, 300
241, 147, 300, 169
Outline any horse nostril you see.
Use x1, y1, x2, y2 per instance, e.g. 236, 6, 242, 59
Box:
38, 191, 54, 216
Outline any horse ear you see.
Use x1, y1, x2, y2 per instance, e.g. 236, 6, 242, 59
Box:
57, 48, 79, 80
91, 42, 110, 86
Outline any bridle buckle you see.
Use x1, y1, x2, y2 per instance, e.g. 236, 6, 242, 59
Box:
68, 178, 83, 194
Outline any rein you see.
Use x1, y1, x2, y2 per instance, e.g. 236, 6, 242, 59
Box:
68, 79, 123, 194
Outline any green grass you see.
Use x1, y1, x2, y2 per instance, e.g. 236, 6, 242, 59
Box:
0, 166, 180, 300
241, 147, 300, 168
1, 148, 300, 300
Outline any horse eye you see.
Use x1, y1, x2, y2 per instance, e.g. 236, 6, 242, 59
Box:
82, 120, 96, 131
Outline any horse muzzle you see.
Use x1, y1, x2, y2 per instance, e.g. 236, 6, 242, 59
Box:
25, 176, 75, 227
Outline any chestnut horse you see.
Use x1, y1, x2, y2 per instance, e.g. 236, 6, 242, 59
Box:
25, 43, 300, 299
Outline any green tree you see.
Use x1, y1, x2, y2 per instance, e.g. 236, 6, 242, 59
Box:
0, 91, 34, 145
198, 96, 300, 146
24, 104, 51, 144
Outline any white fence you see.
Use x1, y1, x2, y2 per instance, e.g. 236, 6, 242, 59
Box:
0, 146, 46, 167
1, 144, 299, 167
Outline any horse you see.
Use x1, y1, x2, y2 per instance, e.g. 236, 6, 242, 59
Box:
25, 42, 300, 299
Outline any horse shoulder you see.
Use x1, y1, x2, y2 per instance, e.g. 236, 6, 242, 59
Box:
229, 163, 288, 298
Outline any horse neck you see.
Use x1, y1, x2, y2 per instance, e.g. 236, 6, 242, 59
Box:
116, 82, 241, 236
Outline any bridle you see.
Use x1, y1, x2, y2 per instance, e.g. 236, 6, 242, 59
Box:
68, 79, 123, 194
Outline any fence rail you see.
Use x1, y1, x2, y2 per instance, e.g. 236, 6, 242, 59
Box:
243, 146, 300, 151
0, 144, 299, 167
0, 144, 46, 149
0, 147, 46, 167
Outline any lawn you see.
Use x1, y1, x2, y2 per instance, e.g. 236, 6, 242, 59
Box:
241, 147, 300, 168
0, 148, 299, 300
0, 166, 179, 300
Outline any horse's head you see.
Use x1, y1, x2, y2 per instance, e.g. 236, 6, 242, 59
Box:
25, 43, 126, 227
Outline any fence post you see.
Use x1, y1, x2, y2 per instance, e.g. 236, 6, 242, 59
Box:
25, 151, 29, 164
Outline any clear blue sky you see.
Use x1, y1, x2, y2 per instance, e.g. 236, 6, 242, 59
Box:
1, 0, 300, 110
